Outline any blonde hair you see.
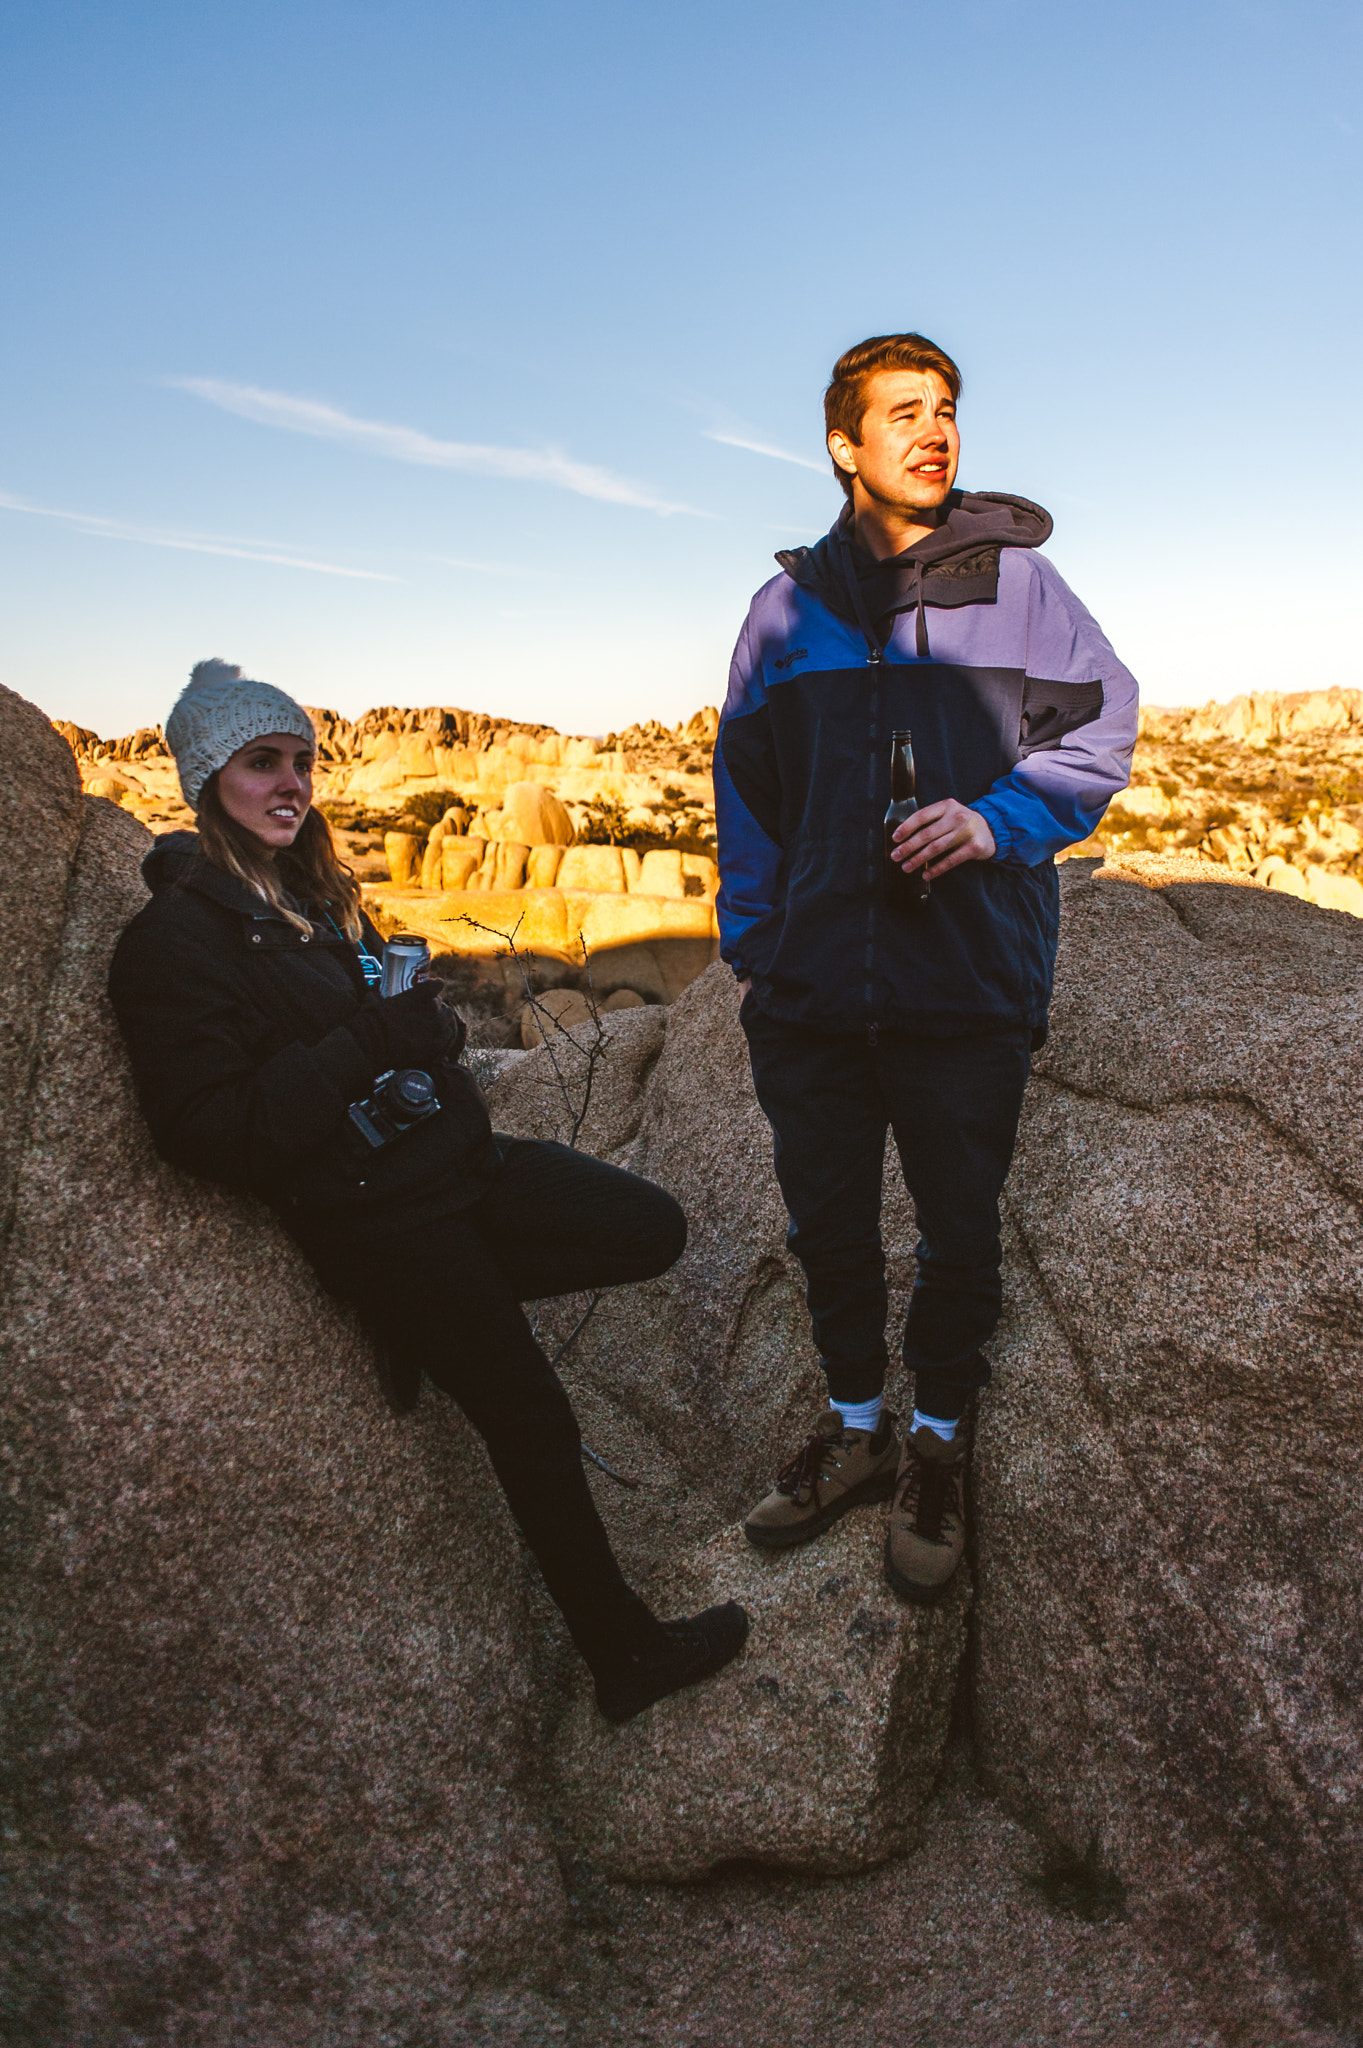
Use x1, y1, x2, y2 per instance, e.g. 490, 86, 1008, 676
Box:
197, 776, 363, 940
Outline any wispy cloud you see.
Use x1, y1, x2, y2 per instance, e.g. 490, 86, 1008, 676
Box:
704, 428, 827, 474
426, 554, 543, 579
174, 378, 702, 517
0, 490, 397, 580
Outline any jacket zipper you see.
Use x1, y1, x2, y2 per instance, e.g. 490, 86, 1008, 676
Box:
865, 666, 880, 1036
837, 519, 888, 1041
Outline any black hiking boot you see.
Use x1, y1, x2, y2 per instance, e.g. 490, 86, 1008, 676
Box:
594, 1601, 749, 1724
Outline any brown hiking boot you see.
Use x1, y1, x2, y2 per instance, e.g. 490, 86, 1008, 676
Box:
884, 1424, 968, 1604
744, 1407, 899, 1551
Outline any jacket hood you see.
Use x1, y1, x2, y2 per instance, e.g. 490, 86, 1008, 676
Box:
141, 830, 202, 893
140, 829, 276, 918
776, 491, 1052, 656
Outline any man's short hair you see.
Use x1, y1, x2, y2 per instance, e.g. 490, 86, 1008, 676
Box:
824, 333, 963, 498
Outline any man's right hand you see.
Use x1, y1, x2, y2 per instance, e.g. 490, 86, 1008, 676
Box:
737, 976, 752, 999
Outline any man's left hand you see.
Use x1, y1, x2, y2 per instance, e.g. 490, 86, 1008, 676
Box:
891, 799, 996, 880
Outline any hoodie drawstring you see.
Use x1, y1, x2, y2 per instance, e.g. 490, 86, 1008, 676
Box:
836, 523, 932, 664
837, 525, 886, 666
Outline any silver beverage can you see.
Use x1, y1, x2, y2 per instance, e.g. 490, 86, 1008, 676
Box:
380, 934, 431, 997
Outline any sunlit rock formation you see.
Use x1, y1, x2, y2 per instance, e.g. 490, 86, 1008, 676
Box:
1074, 687, 1363, 915
56, 699, 727, 1029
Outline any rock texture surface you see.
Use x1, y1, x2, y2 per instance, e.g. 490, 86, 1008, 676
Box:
975, 855, 1363, 2029
1, 697, 569, 2043
488, 854, 1363, 2033
8, 692, 1362, 2043
367, 880, 719, 1005
554, 1518, 970, 1880
483, 969, 918, 1514
0, 684, 83, 1231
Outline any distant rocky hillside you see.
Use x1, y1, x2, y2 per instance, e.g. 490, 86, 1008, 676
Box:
56, 701, 721, 858
56, 702, 728, 1043
51, 683, 1363, 923
1081, 686, 1363, 915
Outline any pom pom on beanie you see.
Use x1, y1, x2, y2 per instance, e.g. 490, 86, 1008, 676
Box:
166, 659, 316, 811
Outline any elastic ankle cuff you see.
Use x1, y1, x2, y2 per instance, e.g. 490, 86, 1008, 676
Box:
911, 1382, 971, 1423
573, 1595, 667, 1675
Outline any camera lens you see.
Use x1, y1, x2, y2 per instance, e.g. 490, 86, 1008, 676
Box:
383, 1068, 437, 1119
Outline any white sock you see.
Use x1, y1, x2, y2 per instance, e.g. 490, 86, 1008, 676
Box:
912, 1408, 959, 1442
831, 1395, 883, 1435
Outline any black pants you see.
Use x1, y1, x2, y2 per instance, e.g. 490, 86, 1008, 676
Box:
743, 1008, 1032, 1420
299, 1137, 686, 1672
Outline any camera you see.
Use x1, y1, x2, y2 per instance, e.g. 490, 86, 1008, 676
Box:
346, 1067, 442, 1153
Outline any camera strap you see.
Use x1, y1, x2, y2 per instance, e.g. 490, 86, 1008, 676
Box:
323, 910, 383, 989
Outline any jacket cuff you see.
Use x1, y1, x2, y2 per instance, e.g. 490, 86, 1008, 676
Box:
971, 799, 1016, 861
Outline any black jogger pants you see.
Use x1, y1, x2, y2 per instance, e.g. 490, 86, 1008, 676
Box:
742, 1007, 1032, 1419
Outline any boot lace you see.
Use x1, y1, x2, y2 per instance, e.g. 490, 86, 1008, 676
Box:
776, 1429, 841, 1507
897, 1448, 961, 1544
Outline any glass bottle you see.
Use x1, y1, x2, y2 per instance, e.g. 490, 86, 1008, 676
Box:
884, 729, 930, 908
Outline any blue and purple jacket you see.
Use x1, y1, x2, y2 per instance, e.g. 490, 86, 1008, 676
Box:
714, 493, 1138, 1037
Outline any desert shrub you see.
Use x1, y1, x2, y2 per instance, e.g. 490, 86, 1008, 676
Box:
575, 797, 715, 858
628, 825, 717, 858
576, 797, 632, 846
317, 799, 412, 836
398, 787, 467, 831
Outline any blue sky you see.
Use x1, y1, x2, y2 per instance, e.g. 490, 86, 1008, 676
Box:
2, 0, 1359, 738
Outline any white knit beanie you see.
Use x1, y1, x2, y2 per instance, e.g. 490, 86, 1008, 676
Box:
166, 659, 317, 811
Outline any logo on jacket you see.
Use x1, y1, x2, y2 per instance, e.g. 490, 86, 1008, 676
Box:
773, 648, 809, 672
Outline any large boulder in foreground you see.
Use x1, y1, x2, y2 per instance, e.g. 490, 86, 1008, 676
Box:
0, 694, 567, 2043
0, 683, 83, 1229
976, 856, 1363, 2027
554, 1518, 970, 1880
9, 660, 1362, 2041
489, 853, 1363, 2028
483, 999, 966, 1883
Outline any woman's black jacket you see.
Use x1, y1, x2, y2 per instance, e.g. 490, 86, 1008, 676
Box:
108, 833, 497, 1242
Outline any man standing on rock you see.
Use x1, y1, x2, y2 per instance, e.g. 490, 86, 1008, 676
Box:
715, 332, 1138, 1602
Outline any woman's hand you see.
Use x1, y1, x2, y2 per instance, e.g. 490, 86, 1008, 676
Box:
347, 979, 457, 1077
891, 800, 996, 881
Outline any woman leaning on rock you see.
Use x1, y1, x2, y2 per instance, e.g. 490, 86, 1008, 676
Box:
108, 659, 747, 1722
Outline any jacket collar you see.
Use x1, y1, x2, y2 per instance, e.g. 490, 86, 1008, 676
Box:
775, 491, 1053, 638
141, 831, 297, 925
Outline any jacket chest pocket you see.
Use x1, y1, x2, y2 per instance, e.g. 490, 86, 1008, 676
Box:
1019, 677, 1105, 755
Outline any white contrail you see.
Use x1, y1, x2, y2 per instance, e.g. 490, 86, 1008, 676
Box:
0, 491, 398, 580
703, 428, 827, 474
174, 378, 702, 517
